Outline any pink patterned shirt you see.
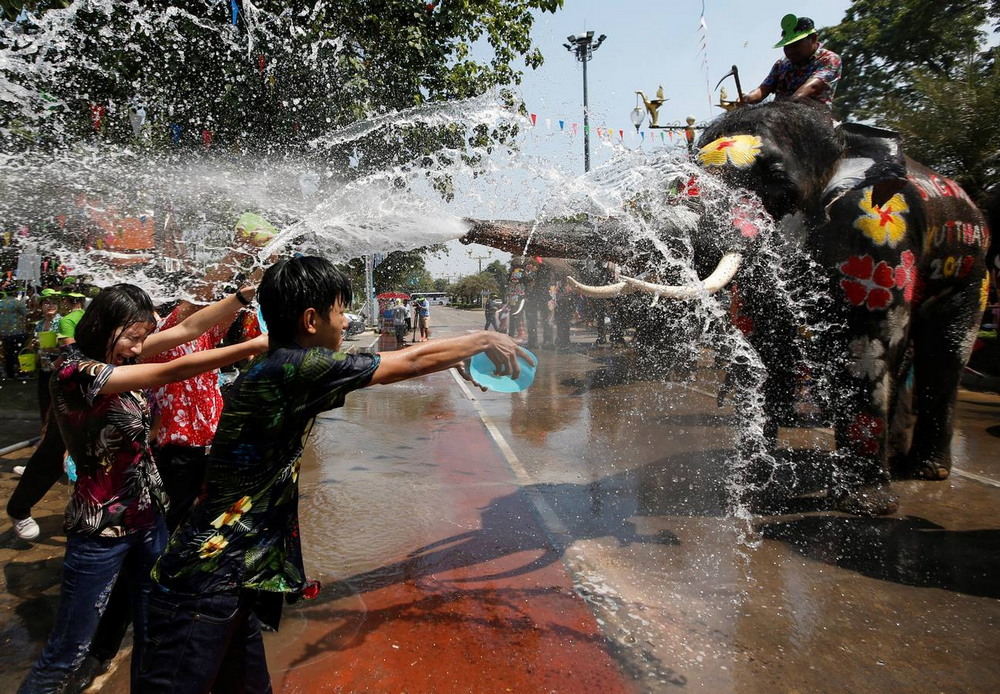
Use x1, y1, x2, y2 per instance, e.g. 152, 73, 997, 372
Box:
145, 307, 228, 448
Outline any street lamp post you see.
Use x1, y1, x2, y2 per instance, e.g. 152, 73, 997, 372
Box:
564, 31, 606, 173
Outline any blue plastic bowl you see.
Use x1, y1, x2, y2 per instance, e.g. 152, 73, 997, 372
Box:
468, 348, 537, 393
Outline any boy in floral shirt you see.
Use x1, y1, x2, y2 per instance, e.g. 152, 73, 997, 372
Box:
140, 256, 528, 692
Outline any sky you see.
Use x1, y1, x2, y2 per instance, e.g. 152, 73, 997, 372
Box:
424, 0, 853, 278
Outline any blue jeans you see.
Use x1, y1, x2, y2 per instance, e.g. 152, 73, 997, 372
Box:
17, 519, 167, 694
136, 587, 272, 693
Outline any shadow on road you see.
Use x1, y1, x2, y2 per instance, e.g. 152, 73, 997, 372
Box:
760, 514, 1000, 599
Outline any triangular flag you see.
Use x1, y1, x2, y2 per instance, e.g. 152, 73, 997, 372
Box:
660, 132, 666, 142
668, 130, 674, 140
559, 120, 565, 130
596, 128, 603, 137
530, 113, 537, 126
584, 125, 590, 136
619, 129, 624, 140
640, 131, 645, 140
572, 123, 578, 135
545, 118, 551, 130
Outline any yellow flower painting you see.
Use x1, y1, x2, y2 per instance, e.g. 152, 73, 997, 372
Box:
854, 188, 909, 247
697, 135, 763, 169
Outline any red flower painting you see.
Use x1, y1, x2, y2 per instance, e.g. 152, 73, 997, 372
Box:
847, 413, 884, 455
839, 250, 917, 310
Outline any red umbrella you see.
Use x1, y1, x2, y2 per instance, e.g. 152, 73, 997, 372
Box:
376, 291, 410, 300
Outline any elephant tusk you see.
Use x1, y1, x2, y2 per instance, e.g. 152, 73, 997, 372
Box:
511, 298, 526, 316
566, 275, 630, 298
621, 252, 743, 300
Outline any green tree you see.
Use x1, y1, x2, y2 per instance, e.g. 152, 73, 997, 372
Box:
2, 0, 562, 157
452, 272, 497, 305
823, 0, 1000, 196
484, 259, 509, 298
432, 277, 452, 292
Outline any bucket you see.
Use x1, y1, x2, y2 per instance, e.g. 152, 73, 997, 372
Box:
38, 331, 57, 349
18, 348, 37, 374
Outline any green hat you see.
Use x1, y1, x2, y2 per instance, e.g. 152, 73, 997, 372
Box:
40, 288, 63, 298
773, 14, 816, 49
63, 291, 86, 299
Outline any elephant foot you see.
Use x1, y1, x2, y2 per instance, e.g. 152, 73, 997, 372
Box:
830, 484, 898, 517
892, 453, 951, 481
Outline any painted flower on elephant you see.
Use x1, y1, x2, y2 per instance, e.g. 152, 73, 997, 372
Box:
847, 413, 884, 455
210, 495, 253, 529
854, 188, 909, 247
884, 306, 910, 349
847, 337, 885, 381
697, 135, 763, 169
980, 276, 990, 312
839, 251, 917, 310
198, 533, 229, 559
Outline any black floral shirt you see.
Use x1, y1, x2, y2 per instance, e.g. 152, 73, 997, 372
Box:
152, 346, 379, 597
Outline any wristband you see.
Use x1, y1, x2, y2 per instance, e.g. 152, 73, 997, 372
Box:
234, 289, 252, 307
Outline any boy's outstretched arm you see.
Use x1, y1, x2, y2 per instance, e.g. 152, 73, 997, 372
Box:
368, 331, 531, 387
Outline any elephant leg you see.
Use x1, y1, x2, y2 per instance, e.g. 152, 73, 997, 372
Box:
541, 304, 555, 348
525, 301, 539, 349
905, 282, 983, 480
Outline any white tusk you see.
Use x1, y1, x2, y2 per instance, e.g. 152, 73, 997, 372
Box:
511, 298, 526, 316
621, 252, 743, 300
566, 275, 630, 298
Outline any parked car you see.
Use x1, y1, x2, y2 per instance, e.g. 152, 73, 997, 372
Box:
345, 312, 366, 336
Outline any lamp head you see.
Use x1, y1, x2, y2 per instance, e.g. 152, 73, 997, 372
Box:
630, 106, 645, 131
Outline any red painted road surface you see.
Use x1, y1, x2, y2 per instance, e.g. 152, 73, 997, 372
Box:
266, 367, 632, 693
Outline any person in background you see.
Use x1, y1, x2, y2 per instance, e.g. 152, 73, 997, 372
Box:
31, 292, 61, 422
15, 284, 267, 694
740, 14, 841, 109
0, 288, 29, 379
415, 294, 431, 341
484, 295, 500, 331
392, 298, 409, 347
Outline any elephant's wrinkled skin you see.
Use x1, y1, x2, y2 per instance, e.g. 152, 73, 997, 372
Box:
463, 101, 991, 516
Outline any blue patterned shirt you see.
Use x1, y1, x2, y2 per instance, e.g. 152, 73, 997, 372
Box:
152, 346, 379, 601
762, 45, 841, 106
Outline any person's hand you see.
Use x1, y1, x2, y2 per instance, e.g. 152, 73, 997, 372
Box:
238, 285, 257, 303
455, 360, 488, 392
482, 332, 535, 380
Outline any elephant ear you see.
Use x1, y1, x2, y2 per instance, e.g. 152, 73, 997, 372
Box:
822, 122, 908, 216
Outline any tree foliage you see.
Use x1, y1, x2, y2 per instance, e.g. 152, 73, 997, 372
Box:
823, 0, 1000, 198
452, 272, 497, 305
1, 0, 562, 161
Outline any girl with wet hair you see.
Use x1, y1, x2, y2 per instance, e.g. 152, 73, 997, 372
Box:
17, 283, 268, 694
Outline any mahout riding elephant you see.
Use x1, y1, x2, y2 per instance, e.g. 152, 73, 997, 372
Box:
463, 100, 991, 516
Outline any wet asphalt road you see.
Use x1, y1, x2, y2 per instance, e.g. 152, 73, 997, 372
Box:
3, 306, 1000, 692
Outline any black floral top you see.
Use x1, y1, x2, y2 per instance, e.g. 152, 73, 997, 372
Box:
152, 346, 379, 597
51, 357, 165, 537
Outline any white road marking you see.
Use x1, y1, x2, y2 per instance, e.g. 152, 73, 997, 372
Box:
449, 370, 572, 539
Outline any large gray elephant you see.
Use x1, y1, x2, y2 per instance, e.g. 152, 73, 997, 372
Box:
462, 100, 991, 516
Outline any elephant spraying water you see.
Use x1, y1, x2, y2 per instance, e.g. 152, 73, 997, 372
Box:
464, 100, 991, 516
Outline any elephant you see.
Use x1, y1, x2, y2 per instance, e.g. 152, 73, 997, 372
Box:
462, 100, 991, 516
501, 256, 579, 350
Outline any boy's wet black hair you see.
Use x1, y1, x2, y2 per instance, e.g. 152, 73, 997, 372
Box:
75, 283, 156, 363
258, 256, 353, 345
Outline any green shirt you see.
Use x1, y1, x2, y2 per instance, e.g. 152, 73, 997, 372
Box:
57, 308, 85, 340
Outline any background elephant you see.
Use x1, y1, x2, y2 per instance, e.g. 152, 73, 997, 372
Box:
463, 100, 990, 516
505, 256, 578, 350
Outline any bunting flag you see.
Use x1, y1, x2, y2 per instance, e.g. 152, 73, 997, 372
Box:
572, 123, 578, 135
530, 113, 537, 126
619, 129, 624, 140
559, 120, 565, 130
545, 118, 551, 130
596, 127, 603, 138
